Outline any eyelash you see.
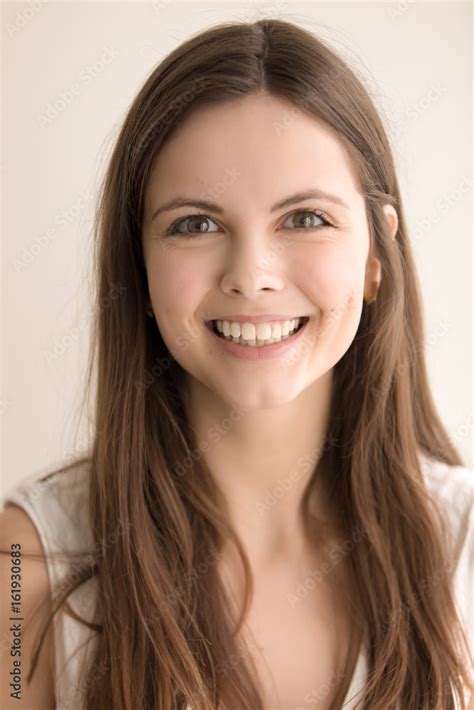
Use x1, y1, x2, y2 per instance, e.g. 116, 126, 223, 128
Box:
163, 208, 335, 238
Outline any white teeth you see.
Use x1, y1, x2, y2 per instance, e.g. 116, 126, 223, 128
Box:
212, 317, 306, 346
256, 322, 272, 340
229, 322, 239, 338
272, 322, 282, 339
241, 322, 257, 340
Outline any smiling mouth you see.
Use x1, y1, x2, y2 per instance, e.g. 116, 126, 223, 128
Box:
205, 316, 309, 347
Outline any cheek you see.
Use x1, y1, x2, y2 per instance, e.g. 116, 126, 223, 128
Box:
146, 252, 211, 345
148, 252, 206, 308
298, 244, 365, 309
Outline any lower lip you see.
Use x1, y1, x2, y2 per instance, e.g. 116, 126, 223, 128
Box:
205, 318, 310, 360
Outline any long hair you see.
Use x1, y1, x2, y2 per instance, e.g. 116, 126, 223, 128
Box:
6, 18, 472, 710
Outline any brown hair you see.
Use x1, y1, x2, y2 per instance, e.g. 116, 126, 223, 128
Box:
5, 17, 472, 710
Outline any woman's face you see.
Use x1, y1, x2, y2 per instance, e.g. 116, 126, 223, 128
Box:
142, 92, 395, 410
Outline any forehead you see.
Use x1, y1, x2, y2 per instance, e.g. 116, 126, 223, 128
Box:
145, 92, 361, 211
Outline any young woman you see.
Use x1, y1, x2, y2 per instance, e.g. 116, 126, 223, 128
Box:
1, 17, 472, 710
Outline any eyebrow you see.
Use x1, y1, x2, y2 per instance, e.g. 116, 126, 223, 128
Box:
149, 188, 351, 224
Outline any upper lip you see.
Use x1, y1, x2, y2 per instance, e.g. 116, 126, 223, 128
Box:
206, 314, 309, 324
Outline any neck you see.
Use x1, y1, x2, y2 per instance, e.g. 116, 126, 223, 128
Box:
184, 369, 337, 568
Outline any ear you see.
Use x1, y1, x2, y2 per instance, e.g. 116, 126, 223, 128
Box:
383, 204, 398, 240
364, 204, 399, 300
364, 255, 382, 298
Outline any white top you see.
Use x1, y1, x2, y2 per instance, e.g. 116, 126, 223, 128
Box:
2, 453, 472, 709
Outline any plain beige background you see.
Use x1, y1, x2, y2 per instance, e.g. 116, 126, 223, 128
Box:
1, 1, 472, 496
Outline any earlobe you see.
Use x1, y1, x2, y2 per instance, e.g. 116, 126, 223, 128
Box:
363, 256, 382, 304
363, 206, 398, 304
383, 204, 398, 240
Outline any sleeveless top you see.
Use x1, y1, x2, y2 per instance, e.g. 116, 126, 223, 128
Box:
2, 452, 472, 709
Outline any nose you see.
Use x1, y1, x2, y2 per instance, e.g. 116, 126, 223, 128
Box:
220, 235, 286, 296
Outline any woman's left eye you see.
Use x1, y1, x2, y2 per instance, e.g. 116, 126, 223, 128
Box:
283, 209, 333, 231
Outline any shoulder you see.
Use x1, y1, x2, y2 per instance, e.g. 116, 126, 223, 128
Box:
418, 454, 473, 548
0, 504, 55, 708
2, 457, 94, 558
1, 458, 98, 708
418, 452, 473, 565
1, 457, 96, 624
419, 452, 474, 504
0, 502, 53, 603
418, 452, 473, 663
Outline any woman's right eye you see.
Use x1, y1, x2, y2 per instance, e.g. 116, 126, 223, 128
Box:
165, 214, 220, 238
